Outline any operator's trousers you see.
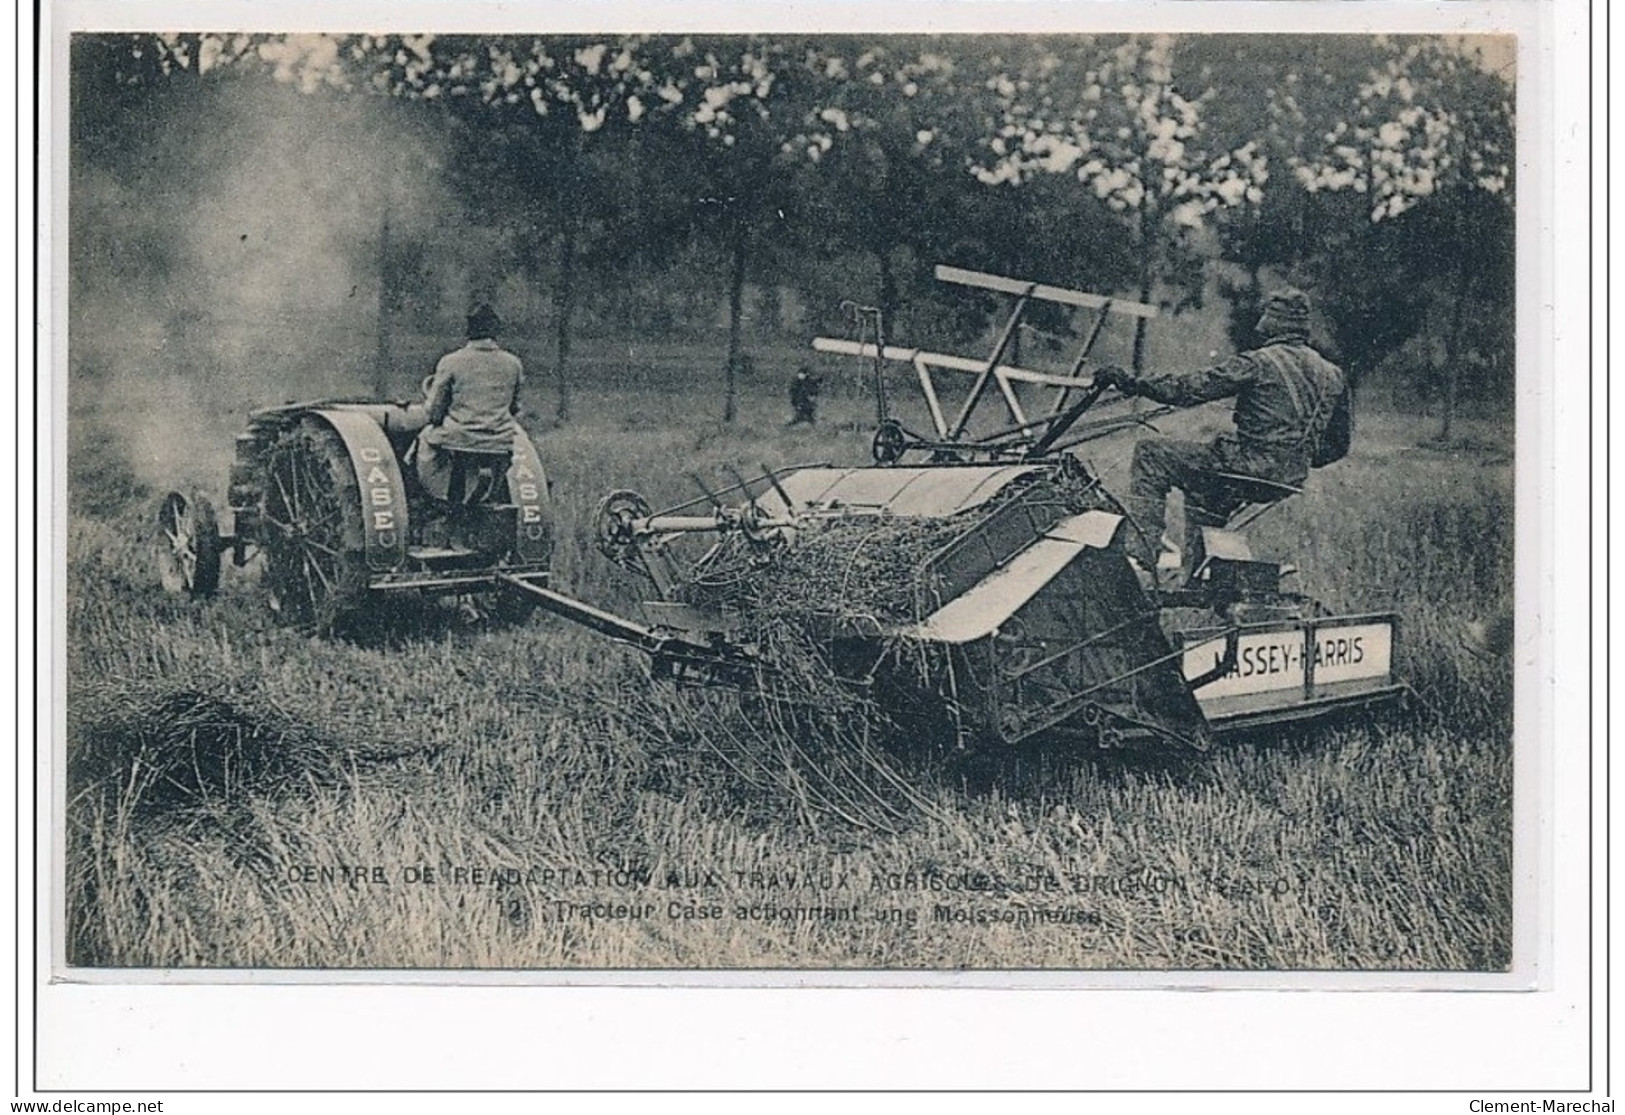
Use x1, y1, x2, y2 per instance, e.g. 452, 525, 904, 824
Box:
1124, 437, 1305, 568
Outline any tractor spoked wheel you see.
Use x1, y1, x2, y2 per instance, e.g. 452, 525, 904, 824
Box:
153, 490, 223, 598
258, 419, 369, 635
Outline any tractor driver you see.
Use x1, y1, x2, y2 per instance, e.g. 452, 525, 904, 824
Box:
414, 302, 525, 502
1094, 287, 1349, 578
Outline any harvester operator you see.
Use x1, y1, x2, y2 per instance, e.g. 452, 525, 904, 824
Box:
1094, 287, 1349, 577
413, 302, 525, 502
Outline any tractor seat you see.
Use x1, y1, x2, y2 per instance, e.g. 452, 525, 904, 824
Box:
442, 447, 513, 506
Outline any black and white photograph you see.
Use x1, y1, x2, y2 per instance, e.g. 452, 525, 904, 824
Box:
58, 20, 1527, 983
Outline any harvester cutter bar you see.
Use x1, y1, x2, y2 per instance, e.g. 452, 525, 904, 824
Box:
371, 568, 548, 592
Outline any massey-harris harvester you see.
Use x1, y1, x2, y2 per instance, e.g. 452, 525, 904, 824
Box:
155, 266, 1403, 753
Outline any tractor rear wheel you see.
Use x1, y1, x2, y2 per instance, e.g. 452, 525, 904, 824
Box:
259, 419, 369, 634
153, 490, 223, 598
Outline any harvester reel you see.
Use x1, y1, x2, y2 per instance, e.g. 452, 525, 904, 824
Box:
596, 489, 652, 570
153, 490, 223, 598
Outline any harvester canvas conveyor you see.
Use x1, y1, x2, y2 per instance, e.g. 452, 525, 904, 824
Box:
502, 266, 1404, 753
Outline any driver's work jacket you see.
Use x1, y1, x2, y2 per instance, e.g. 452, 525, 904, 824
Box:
420, 339, 524, 454
1125, 335, 1346, 485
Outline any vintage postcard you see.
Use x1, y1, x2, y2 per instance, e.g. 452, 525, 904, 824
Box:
48, 3, 1549, 999
34, 0, 1603, 1099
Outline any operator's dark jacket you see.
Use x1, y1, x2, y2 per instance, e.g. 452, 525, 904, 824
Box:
1125, 334, 1348, 485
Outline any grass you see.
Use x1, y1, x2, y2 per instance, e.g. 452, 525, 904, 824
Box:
61, 341, 1515, 971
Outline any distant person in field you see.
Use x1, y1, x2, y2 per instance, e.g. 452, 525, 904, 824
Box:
1095, 287, 1351, 575
787, 365, 822, 427
414, 302, 525, 502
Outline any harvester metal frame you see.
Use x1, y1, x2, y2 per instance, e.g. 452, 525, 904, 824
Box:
813, 264, 1174, 465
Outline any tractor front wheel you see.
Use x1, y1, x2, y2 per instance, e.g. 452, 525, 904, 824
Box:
153, 490, 223, 598
259, 419, 369, 635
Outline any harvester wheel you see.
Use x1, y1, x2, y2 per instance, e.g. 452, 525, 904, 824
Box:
259, 419, 369, 635
153, 490, 223, 598
595, 490, 652, 570
871, 419, 906, 465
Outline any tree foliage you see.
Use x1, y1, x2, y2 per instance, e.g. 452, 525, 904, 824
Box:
973, 35, 1270, 368
71, 32, 1516, 424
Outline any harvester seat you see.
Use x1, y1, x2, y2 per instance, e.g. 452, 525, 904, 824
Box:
1207, 471, 1302, 532
1181, 472, 1303, 590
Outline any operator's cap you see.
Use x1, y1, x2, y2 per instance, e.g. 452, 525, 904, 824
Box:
1257, 287, 1311, 336
467, 302, 502, 340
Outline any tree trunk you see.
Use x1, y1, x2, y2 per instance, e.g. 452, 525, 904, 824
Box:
374, 195, 392, 396
1132, 275, 1154, 373
553, 207, 577, 423
1440, 258, 1473, 443
877, 247, 897, 337
725, 228, 746, 424
1132, 206, 1154, 372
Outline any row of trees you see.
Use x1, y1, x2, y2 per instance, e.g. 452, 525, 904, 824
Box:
71, 32, 1514, 433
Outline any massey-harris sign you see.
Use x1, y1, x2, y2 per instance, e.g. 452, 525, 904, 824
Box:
1182, 619, 1396, 705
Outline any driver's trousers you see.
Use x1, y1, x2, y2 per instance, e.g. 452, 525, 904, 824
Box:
1124, 436, 1306, 568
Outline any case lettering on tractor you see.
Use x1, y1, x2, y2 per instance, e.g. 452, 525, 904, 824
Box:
317, 408, 410, 571
507, 433, 552, 565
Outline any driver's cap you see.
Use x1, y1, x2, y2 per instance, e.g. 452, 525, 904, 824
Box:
467, 302, 502, 339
